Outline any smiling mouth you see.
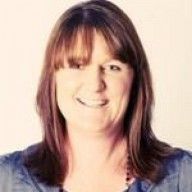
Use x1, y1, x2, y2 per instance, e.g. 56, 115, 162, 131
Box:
76, 98, 108, 108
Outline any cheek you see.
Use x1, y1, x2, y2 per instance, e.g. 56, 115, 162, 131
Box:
56, 75, 79, 119
56, 75, 71, 110
108, 77, 132, 101
108, 76, 133, 120
56, 71, 81, 97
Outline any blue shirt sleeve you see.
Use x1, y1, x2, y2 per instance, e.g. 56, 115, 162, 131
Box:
0, 155, 12, 191
179, 150, 192, 192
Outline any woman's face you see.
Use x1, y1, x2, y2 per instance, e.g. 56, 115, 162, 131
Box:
55, 32, 134, 134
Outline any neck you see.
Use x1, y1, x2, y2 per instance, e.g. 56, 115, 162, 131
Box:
66, 126, 127, 177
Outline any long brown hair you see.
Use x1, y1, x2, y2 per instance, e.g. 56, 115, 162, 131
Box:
24, 0, 173, 186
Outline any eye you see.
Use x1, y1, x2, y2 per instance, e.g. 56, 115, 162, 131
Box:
69, 62, 85, 70
106, 64, 121, 72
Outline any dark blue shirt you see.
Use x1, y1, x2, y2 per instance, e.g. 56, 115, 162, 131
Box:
0, 145, 192, 191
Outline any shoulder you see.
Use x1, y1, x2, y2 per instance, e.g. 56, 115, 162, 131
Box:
0, 150, 23, 191
0, 150, 23, 169
163, 148, 192, 174
0, 144, 38, 173
173, 149, 192, 191
156, 148, 192, 191
0, 144, 40, 191
0, 150, 24, 177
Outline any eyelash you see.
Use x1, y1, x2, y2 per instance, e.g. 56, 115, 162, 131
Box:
70, 63, 85, 69
107, 65, 121, 71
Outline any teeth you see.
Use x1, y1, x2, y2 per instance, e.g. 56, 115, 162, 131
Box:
77, 98, 107, 107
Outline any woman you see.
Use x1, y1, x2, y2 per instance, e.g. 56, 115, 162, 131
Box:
0, 0, 192, 191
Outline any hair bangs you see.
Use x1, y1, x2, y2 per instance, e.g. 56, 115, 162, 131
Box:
53, 15, 131, 70
54, 24, 95, 70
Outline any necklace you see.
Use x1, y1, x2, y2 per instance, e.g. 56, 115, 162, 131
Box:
126, 153, 132, 185
123, 153, 133, 191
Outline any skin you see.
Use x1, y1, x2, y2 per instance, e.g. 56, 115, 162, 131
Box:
56, 32, 134, 136
55, 32, 134, 191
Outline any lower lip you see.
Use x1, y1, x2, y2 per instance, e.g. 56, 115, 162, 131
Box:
76, 98, 108, 108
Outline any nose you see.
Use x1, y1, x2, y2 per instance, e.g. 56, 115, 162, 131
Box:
82, 65, 105, 93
